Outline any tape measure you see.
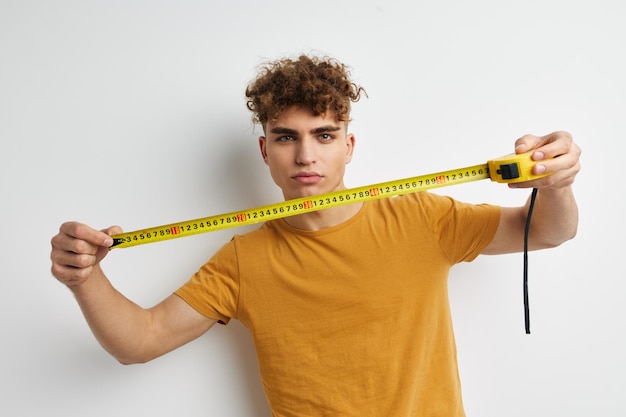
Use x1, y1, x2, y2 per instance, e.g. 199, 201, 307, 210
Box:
110, 151, 546, 249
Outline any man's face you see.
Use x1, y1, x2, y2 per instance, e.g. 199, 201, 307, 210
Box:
259, 106, 355, 201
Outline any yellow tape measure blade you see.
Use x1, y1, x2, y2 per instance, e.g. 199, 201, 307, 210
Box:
110, 151, 552, 249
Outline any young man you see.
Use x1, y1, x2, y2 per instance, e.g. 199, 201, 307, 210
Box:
50, 55, 581, 416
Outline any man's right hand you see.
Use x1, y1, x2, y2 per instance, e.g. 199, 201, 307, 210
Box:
50, 222, 122, 286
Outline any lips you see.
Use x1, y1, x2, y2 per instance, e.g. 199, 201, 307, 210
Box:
293, 172, 322, 184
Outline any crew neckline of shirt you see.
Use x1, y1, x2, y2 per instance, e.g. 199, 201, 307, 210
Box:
269, 201, 369, 236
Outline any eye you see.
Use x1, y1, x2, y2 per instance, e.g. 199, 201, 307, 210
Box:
319, 133, 334, 141
276, 135, 295, 142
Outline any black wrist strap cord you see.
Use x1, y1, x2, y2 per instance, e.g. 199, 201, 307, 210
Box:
523, 188, 539, 334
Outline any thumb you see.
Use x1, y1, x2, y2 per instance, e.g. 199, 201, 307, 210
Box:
95, 225, 124, 262
99, 225, 124, 248
102, 225, 123, 236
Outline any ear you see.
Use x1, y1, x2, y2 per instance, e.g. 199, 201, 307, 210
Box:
258, 136, 268, 165
345, 133, 356, 164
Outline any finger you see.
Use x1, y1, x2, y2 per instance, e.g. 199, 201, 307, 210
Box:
52, 228, 105, 259
50, 261, 95, 285
533, 138, 580, 177
514, 134, 543, 154
531, 131, 575, 161
50, 240, 98, 285
509, 150, 581, 189
51, 247, 97, 269
60, 221, 115, 247
514, 131, 574, 158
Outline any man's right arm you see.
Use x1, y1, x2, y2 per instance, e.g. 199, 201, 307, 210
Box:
50, 222, 217, 364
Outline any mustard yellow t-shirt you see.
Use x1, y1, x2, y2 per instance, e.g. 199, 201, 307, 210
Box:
175, 191, 500, 416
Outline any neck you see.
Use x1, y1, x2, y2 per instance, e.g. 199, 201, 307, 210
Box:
283, 202, 363, 231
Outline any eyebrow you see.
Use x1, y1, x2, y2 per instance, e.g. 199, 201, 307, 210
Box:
269, 125, 342, 135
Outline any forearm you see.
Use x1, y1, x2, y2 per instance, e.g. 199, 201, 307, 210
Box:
526, 186, 578, 249
68, 265, 155, 364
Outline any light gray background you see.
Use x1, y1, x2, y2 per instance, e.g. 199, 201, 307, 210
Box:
1, 1, 624, 416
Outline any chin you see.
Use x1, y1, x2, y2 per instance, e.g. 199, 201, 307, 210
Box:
286, 186, 322, 200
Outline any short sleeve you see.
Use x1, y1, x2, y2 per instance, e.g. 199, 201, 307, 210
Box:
174, 239, 240, 324
416, 192, 501, 264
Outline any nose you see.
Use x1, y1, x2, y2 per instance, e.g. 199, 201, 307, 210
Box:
295, 138, 316, 165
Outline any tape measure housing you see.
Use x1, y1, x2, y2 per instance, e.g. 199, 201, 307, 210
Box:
488, 152, 548, 183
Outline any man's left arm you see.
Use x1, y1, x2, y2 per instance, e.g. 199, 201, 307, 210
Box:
483, 131, 581, 255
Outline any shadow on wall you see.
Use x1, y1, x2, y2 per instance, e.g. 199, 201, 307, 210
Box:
195, 128, 274, 415
217, 320, 272, 415
200, 127, 282, 213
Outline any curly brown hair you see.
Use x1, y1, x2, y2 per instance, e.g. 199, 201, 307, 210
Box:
245, 55, 366, 126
